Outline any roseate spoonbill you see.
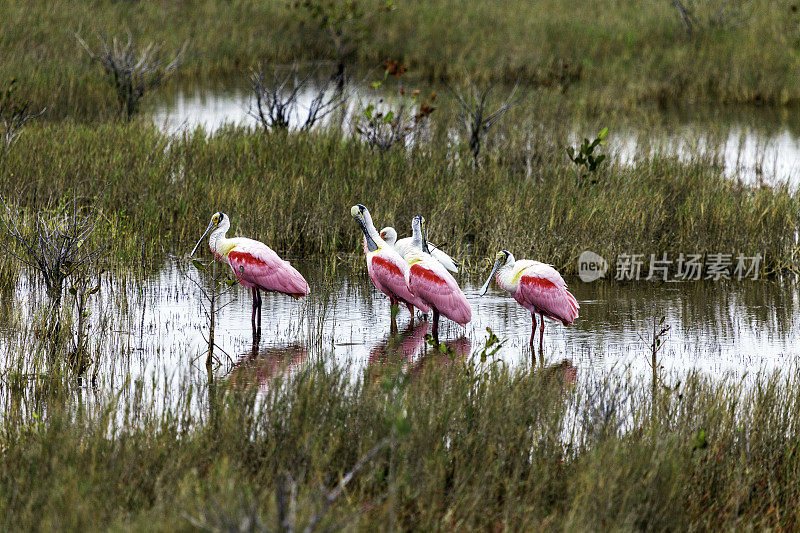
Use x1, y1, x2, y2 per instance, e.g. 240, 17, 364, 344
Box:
404, 216, 471, 345
379, 226, 459, 272
350, 205, 430, 331
190, 212, 309, 337
479, 250, 578, 364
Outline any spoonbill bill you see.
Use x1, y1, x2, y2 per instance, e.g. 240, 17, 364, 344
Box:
350, 204, 430, 330
479, 250, 578, 363
379, 226, 459, 272
190, 212, 309, 337
404, 216, 471, 345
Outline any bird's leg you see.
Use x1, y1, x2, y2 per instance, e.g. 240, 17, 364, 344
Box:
256, 289, 262, 338
432, 309, 440, 347
251, 288, 262, 341
389, 297, 399, 335
530, 312, 537, 367
539, 312, 545, 366
406, 303, 415, 326
251, 287, 257, 332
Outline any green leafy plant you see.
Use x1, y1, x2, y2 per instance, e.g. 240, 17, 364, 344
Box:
477, 326, 504, 364
566, 127, 608, 184
355, 60, 436, 153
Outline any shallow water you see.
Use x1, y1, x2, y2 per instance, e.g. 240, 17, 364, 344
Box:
150, 84, 800, 185
3, 258, 796, 405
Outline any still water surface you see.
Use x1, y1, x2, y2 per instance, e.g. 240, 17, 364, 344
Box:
4, 258, 795, 401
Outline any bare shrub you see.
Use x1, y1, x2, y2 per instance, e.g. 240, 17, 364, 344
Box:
0, 195, 104, 373
354, 103, 415, 153
0, 79, 44, 151
248, 62, 349, 133
449, 76, 519, 167
75, 33, 187, 118
0, 195, 102, 309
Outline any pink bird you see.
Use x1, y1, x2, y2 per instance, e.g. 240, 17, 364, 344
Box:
404, 215, 471, 345
351, 204, 430, 331
480, 250, 578, 363
190, 212, 309, 338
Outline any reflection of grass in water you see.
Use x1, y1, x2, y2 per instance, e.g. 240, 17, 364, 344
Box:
1, 119, 796, 278
2, 358, 800, 529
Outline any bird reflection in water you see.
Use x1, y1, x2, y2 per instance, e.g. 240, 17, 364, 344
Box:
226, 338, 308, 391
540, 358, 578, 390
368, 321, 471, 379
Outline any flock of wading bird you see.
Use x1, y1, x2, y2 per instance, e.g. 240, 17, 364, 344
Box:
190, 205, 579, 363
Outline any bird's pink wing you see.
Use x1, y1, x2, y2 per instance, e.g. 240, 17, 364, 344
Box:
516, 265, 578, 325
368, 250, 430, 313
408, 262, 471, 326
228, 243, 309, 297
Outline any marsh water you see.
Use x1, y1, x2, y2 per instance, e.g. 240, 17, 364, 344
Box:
150, 83, 800, 186
2, 258, 798, 405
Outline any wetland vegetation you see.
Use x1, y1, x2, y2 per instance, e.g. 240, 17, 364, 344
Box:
2, 0, 800, 530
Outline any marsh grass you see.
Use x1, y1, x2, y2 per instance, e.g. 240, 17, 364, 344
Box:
0, 117, 796, 277
2, 0, 800, 118
1, 355, 800, 530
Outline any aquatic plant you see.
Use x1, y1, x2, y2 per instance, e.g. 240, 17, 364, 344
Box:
0, 354, 799, 529
566, 127, 608, 185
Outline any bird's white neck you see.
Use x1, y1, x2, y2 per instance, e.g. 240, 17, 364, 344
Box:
496, 256, 516, 290
360, 211, 386, 252
411, 223, 424, 251
208, 220, 231, 260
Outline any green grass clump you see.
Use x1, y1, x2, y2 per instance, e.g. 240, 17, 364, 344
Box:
0, 119, 796, 275
1, 358, 800, 530
2, 0, 800, 118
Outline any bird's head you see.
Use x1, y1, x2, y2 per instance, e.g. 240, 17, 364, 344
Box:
495, 249, 511, 265
411, 215, 424, 233
480, 250, 512, 296
379, 226, 397, 245
190, 212, 228, 257
350, 204, 368, 221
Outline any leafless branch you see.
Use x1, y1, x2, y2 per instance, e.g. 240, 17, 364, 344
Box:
0, 79, 45, 150
0, 194, 104, 308
354, 103, 417, 153
671, 0, 695, 36
448, 74, 520, 167
75, 32, 187, 118
248, 61, 350, 133
303, 437, 390, 533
